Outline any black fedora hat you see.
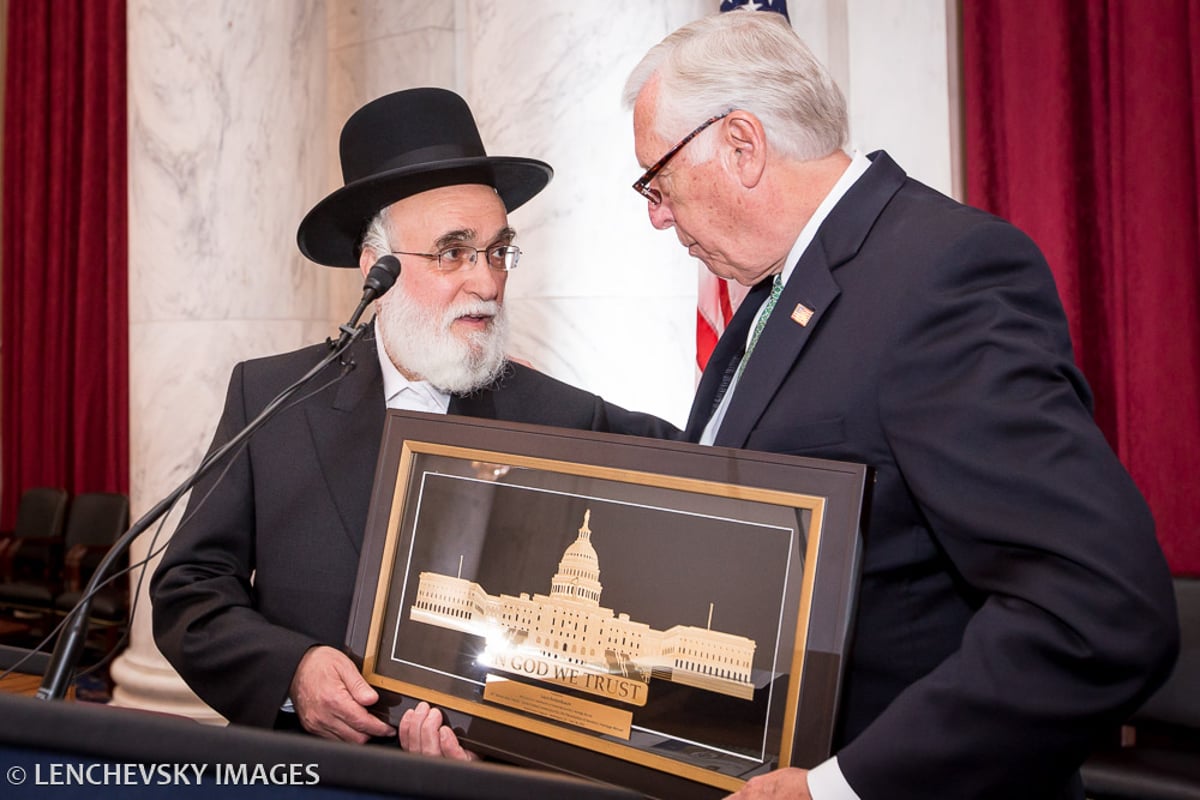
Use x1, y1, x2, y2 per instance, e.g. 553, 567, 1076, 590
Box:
297, 88, 553, 267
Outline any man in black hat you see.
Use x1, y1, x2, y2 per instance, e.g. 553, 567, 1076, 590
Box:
151, 88, 676, 743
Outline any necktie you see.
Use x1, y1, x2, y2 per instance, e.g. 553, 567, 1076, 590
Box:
734, 274, 783, 381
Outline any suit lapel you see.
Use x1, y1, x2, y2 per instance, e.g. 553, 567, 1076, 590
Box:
305, 333, 386, 554
712, 151, 908, 448
714, 244, 841, 447
448, 384, 498, 419
686, 280, 771, 440
302, 332, 510, 554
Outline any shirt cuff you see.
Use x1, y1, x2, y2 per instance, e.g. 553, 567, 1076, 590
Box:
807, 756, 862, 800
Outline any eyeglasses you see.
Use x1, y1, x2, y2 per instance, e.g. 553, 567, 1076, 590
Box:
632, 111, 732, 206
390, 244, 521, 272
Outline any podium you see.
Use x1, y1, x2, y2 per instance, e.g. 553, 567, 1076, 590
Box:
0, 692, 644, 799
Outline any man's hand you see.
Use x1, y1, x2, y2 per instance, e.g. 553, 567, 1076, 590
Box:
398, 701, 479, 761
289, 646, 396, 743
726, 768, 812, 800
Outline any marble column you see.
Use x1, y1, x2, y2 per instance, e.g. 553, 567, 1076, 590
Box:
841, 0, 958, 197
114, 0, 335, 720
456, 0, 707, 427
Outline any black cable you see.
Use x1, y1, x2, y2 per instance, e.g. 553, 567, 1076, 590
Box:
32, 330, 370, 699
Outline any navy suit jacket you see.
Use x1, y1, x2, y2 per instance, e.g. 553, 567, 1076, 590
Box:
688, 152, 1178, 799
151, 327, 677, 728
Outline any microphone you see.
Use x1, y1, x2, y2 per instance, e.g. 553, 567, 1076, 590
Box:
331, 255, 401, 352
35, 258, 401, 701
363, 254, 401, 299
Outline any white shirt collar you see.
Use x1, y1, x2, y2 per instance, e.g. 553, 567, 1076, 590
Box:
779, 149, 872, 286
374, 328, 451, 414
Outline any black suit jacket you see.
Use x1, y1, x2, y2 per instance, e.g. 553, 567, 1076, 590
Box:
151, 328, 677, 728
689, 153, 1178, 800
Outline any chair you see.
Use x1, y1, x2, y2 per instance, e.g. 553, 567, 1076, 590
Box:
1082, 577, 1200, 800
51, 493, 131, 647
0, 486, 69, 597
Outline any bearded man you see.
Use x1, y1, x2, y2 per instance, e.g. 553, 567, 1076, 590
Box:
151, 89, 676, 744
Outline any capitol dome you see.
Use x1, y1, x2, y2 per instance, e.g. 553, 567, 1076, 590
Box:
550, 510, 604, 606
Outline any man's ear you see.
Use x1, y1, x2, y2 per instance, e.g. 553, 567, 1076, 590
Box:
358, 247, 375, 278
723, 111, 767, 189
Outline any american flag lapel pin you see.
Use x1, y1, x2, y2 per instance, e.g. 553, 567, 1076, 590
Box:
790, 303, 815, 327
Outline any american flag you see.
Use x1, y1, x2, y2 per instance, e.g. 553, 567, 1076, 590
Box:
718, 0, 789, 13
696, 1, 790, 372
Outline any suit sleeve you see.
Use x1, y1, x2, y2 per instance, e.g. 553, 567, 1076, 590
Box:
501, 363, 683, 440
836, 221, 1179, 798
150, 363, 322, 728
593, 400, 684, 440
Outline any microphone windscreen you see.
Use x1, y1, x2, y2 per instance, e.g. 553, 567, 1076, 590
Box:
364, 254, 401, 296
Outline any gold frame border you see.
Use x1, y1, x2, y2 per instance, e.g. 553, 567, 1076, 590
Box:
362, 440, 827, 793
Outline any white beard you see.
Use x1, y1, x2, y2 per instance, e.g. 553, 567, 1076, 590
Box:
374, 289, 509, 394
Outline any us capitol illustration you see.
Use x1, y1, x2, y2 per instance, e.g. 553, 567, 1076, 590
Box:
410, 510, 757, 702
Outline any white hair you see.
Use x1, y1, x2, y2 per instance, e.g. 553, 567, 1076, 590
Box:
359, 207, 392, 261
622, 10, 847, 163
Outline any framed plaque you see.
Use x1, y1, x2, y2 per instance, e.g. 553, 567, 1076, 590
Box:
346, 411, 866, 799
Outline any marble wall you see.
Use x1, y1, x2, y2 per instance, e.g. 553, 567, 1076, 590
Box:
118, 0, 958, 718
319, 0, 709, 427
117, 0, 332, 719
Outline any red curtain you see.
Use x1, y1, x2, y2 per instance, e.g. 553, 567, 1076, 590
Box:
963, 0, 1200, 575
1, 0, 128, 527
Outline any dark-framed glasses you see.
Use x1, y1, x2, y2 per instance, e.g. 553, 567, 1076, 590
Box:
632, 110, 732, 205
390, 243, 521, 272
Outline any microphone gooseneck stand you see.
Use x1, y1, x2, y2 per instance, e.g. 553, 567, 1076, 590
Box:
36, 256, 402, 700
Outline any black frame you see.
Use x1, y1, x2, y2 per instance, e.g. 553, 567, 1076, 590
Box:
346, 411, 866, 799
